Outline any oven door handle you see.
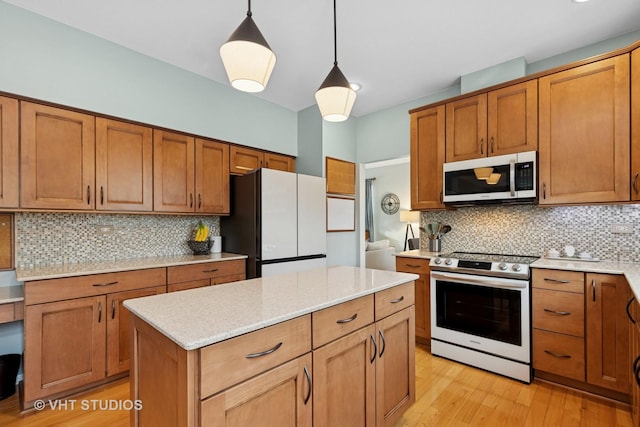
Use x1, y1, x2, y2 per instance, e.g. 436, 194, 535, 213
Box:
431, 271, 528, 289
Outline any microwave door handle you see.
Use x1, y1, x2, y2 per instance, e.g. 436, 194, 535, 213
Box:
510, 159, 516, 197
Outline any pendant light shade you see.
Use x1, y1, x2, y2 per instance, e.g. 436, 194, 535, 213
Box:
315, 0, 356, 122
220, 2, 276, 93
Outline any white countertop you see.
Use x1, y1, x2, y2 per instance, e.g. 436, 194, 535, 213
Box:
394, 249, 442, 259
15, 253, 248, 281
124, 266, 419, 351
0, 285, 23, 304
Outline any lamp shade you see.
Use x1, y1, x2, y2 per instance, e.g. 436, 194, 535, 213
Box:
315, 64, 357, 122
220, 15, 276, 93
399, 210, 420, 223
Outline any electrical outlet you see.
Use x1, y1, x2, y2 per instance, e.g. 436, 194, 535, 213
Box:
96, 225, 115, 235
610, 223, 633, 234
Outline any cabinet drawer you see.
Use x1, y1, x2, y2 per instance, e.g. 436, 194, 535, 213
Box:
200, 314, 311, 398
0, 303, 15, 323
375, 282, 415, 321
532, 269, 584, 293
395, 257, 429, 275
167, 260, 245, 284
533, 329, 585, 381
25, 268, 167, 305
533, 289, 584, 337
167, 279, 210, 293
211, 273, 246, 286
312, 295, 374, 349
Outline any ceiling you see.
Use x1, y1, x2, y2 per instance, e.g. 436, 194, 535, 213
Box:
5, 0, 640, 117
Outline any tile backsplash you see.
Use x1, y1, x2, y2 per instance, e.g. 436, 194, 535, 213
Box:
15, 213, 220, 268
421, 204, 640, 262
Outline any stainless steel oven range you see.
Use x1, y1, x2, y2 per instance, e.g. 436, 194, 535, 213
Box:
429, 252, 539, 383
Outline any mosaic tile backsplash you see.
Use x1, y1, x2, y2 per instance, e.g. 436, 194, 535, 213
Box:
420, 204, 640, 262
15, 213, 220, 268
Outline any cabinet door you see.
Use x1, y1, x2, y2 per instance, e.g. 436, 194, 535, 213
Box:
0, 97, 18, 208
24, 296, 106, 402
21, 102, 95, 209
410, 106, 445, 210
632, 48, 640, 201
539, 55, 630, 204
106, 285, 165, 377
631, 300, 640, 427
153, 130, 195, 212
395, 257, 430, 342
96, 118, 153, 211
445, 94, 487, 162
264, 153, 295, 172
313, 324, 376, 427
586, 273, 631, 393
376, 307, 415, 427
201, 353, 312, 427
487, 80, 538, 156
230, 145, 263, 175
195, 138, 230, 214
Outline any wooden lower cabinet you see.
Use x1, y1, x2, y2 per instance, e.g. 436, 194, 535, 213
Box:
167, 259, 246, 293
313, 324, 377, 426
630, 298, 640, 427
201, 353, 312, 426
395, 257, 430, 344
24, 296, 106, 402
106, 285, 166, 376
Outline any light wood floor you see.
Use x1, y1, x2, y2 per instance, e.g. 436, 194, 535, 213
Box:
0, 345, 633, 426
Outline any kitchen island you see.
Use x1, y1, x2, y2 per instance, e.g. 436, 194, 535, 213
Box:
124, 265, 419, 426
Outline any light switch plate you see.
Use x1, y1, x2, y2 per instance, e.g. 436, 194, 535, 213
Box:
610, 223, 633, 234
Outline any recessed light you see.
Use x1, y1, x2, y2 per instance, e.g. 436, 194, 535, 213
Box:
350, 82, 361, 92
572, 0, 590, 3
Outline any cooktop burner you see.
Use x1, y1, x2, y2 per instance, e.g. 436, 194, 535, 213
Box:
429, 251, 539, 279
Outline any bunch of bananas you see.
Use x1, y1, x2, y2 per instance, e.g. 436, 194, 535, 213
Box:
193, 222, 210, 242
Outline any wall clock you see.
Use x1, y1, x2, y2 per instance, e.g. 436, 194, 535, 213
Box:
381, 193, 400, 215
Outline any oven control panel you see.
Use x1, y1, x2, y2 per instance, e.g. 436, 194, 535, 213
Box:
429, 256, 530, 279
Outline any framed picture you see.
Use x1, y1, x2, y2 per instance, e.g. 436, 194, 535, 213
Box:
327, 196, 355, 232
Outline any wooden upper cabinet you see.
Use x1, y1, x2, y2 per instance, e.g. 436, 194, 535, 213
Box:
196, 138, 230, 214
264, 152, 295, 172
632, 48, 640, 201
410, 105, 445, 210
445, 94, 487, 162
21, 102, 95, 209
538, 55, 630, 205
230, 145, 263, 175
487, 80, 538, 156
326, 156, 355, 195
96, 118, 153, 211
153, 130, 195, 212
0, 97, 19, 208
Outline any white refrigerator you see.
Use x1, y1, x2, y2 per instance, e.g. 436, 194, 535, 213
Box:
221, 169, 327, 278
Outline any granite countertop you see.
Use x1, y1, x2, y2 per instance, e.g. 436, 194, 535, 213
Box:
15, 252, 248, 282
124, 266, 420, 351
0, 285, 23, 304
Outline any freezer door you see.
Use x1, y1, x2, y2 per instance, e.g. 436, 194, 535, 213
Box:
297, 174, 327, 256
261, 169, 298, 260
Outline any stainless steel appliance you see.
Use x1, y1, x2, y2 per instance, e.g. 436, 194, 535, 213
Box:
429, 252, 539, 383
443, 151, 537, 205
222, 169, 327, 278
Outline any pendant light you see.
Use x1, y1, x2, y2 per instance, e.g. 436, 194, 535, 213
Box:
220, 0, 276, 93
315, 0, 356, 122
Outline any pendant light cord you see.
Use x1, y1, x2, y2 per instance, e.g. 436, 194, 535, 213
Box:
333, 0, 338, 66
247, 0, 252, 17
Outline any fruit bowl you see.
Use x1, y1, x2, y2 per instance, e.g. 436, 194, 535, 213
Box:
187, 239, 212, 255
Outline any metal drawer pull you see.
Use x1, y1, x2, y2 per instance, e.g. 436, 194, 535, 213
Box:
543, 278, 571, 284
87, 186, 91, 205
202, 269, 219, 273
592, 279, 596, 302
245, 342, 283, 359
543, 308, 571, 316
303, 366, 312, 405
636, 363, 640, 388
627, 297, 636, 324
405, 264, 421, 268
633, 173, 639, 194
632, 355, 640, 375
378, 330, 386, 358
111, 299, 116, 319
98, 302, 102, 323
93, 281, 119, 287
369, 334, 377, 364
390, 296, 405, 304
336, 313, 358, 324
544, 350, 571, 359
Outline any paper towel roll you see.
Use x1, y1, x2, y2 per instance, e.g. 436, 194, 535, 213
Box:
211, 235, 222, 253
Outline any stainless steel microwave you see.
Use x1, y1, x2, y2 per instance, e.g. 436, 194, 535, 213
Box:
443, 151, 537, 205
